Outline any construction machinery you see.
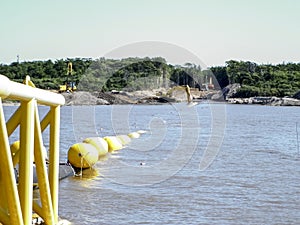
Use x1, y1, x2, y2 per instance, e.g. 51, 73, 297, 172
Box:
59, 62, 77, 93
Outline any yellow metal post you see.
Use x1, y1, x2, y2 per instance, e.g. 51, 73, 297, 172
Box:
40, 111, 51, 132
33, 102, 55, 224
6, 106, 22, 136
49, 106, 60, 223
0, 98, 24, 225
18, 100, 35, 225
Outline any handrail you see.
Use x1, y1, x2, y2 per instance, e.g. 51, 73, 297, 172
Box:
0, 75, 65, 225
0, 75, 65, 106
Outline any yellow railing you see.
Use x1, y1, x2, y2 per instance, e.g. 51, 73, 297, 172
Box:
0, 75, 65, 225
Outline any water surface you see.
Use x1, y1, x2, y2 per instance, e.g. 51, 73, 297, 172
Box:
5, 103, 300, 224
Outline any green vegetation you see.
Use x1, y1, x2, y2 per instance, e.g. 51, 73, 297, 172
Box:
0, 58, 92, 90
0, 57, 205, 91
220, 60, 300, 97
0, 58, 299, 98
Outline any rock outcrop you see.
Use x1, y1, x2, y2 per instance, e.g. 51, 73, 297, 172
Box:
62, 91, 109, 105
59, 86, 300, 107
227, 96, 300, 106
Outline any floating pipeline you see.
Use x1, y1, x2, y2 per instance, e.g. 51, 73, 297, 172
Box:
67, 130, 147, 171
10, 141, 74, 189
10, 141, 48, 166
32, 163, 74, 189
104, 136, 123, 152
13, 163, 74, 190
10, 140, 20, 155
117, 135, 131, 145
68, 143, 99, 169
10, 140, 21, 167
83, 137, 108, 158
128, 132, 140, 139
137, 130, 147, 134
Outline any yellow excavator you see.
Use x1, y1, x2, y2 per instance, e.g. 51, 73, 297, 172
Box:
59, 62, 77, 93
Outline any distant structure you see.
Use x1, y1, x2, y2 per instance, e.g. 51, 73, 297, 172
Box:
203, 75, 215, 90
208, 76, 214, 90
17, 55, 20, 63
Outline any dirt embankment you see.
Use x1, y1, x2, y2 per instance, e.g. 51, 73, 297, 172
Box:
60, 86, 212, 105
60, 86, 221, 105
61, 91, 136, 105
61, 89, 168, 105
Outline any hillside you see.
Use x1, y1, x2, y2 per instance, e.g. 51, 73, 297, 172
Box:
1, 58, 300, 99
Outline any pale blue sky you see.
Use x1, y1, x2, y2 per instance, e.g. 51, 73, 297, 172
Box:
1, 0, 299, 66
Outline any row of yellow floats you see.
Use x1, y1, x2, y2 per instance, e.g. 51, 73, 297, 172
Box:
9, 131, 144, 175
67, 131, 144, 170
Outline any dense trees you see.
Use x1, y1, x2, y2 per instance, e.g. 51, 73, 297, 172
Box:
78, 58, 175, 91
221, 60, 300, 97
0, 58, 299, 98
0, 58, 92, 89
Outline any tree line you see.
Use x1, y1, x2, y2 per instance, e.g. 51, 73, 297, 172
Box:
0, 58, 299, 97
213, 60, 300, 97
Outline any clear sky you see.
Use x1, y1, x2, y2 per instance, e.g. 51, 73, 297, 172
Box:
1, 0, 299, 66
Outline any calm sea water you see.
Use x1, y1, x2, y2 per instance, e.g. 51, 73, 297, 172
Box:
4, 103, 300, 224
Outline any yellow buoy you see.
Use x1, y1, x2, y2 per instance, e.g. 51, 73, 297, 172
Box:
128, 132, 140, 139
104, 136, 123, 152
10, 141, 20, 166
10, 140, 20, 154
137, 130, 147, 134
83, 137, 108, 158
67, 143, 98, 169
117, 135, 131, 145
10, 141, 48, 166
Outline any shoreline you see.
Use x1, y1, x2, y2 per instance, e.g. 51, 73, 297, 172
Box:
226, 96, 300, 106
2, 93, 300, 107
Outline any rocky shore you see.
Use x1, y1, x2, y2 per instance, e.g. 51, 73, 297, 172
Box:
61, 89, 172, 105
210, 83, 300, 106
60, 88, 300, 107
227, 96, 300, 106
2, 84, 300, 107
